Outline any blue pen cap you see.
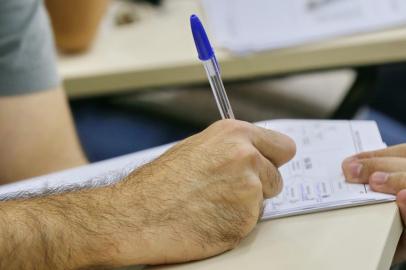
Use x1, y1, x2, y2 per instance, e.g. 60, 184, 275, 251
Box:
190, 14, 214, 61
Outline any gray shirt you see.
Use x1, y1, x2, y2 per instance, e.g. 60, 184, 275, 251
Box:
0, 0, 59, 96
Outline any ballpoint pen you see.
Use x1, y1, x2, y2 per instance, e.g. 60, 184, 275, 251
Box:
190, 14, 235, 119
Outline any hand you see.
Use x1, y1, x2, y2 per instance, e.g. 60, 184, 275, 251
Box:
108, 119, 296, 266
342, 144, 406, 221
342, 144, 406, 265
0, 120, 295, 270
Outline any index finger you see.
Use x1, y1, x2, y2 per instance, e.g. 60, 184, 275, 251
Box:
345, 144, 406, 161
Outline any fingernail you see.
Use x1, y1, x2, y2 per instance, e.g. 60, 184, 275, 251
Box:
348, 161, 363, 180
370, 172, 389, 185
343, 156, 357, 164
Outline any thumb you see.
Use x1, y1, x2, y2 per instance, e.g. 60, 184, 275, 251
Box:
251, 126, 296, 167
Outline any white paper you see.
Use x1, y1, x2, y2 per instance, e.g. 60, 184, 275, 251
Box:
0, 120, 395, 219
257, 120, 394, 219
201, 0, 406, 53
0, 144, 174, 200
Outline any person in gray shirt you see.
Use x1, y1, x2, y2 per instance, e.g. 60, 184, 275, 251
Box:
0, 0, 295, 269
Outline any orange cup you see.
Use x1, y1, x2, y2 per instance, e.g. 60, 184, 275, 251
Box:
45, 0, 110, 53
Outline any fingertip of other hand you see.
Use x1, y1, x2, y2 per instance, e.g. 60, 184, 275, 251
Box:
369, 172, 389, 186
342, 157, 365, 183
397, 189, 406, 207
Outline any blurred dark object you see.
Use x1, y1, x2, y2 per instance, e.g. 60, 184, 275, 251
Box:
370, 63, 406, 123
131, 0, 161, 6
355, 62, 406, 145
114, 0, 161, 26
70, 97, 200, 162
356, 107, 406, 146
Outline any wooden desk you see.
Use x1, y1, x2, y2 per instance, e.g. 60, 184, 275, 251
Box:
58, 0, 406, 98
151, 203, 402, 270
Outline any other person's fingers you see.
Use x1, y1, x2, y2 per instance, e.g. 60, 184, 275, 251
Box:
342, 157, 406, 183
397, 189, 406, 225
369, 172, 406, 194
345, 144, 406, 160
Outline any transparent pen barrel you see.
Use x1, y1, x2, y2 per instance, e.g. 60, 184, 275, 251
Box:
203, 59, 235, 119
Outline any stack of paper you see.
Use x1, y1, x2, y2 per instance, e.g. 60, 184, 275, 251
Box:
201, 0, 406, 53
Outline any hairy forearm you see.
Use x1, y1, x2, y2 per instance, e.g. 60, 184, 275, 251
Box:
0, 192, 99, 269
0, 200, 77, 269
0, 183, 146, 270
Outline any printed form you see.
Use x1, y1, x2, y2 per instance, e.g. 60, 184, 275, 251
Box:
257, 120, 394, 219
0, 120, 395, 219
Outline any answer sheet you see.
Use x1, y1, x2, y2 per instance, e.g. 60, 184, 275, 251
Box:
202, 0, 406, 53
0, 120, 395, 219
257, 120, 394, 219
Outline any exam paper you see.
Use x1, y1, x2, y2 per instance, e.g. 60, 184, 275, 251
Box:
0, 120, 395, 219
257, 120, 394, 219
201, 0, 406, 53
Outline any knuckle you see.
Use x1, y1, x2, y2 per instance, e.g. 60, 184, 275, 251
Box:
245, 175, 262, 189
210, 119, 229, 129
235, 145, 261, 165
245, 177, 263, 197
236, 173, 262, 200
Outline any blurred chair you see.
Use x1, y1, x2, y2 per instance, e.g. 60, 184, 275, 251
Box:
113, 70, 355, 125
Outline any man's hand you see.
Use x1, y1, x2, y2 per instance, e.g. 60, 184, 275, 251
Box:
0, 120, 296, 269
111, 120, 296, 265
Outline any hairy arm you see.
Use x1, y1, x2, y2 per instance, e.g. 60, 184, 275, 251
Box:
0, 182, 148, 270
0, 120, 296, 270
0, 88, 87, 184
